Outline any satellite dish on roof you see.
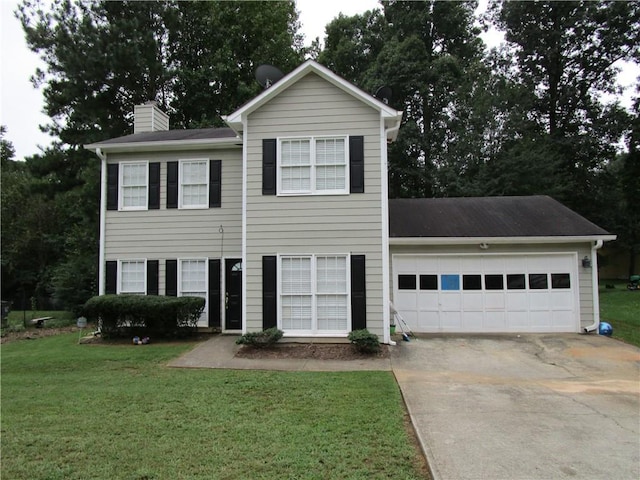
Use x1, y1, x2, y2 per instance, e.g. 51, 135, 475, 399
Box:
374, 86, 392, 105
255, 65, 284, 89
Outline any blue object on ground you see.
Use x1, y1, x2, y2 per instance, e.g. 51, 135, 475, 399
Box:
598, 322, 613, 336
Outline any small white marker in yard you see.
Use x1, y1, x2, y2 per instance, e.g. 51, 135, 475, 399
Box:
77, 316, 87, 343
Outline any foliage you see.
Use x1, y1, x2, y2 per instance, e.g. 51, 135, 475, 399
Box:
1, 334, 425, 479
485, 0, 639, 218
600, 282, 640, 348
82, 294, 205, 338
235, 326, 284, 347
10, 0, 304, 310
348, 328, 380, 353
168, 1, 304, 128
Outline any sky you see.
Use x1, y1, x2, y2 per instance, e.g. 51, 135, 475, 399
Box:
0, 0, 638, 160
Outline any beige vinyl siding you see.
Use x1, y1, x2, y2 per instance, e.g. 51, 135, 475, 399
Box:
389, 243, 596, 329
105, 148, 242, 295
245, 72, 386, 336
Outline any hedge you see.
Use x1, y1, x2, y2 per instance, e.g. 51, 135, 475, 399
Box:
83, 295, 205, 338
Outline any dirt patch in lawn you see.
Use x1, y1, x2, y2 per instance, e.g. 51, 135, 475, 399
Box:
0, 326, 81, 344
236, 343, 390, 360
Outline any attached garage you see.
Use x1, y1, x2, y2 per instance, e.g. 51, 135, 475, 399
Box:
389, 196, 615, 334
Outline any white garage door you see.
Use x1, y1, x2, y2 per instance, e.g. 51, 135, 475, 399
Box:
392, 254, 579, 333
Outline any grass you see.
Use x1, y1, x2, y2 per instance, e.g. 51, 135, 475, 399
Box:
1, 333, 427, 480
599, 281, 640, 348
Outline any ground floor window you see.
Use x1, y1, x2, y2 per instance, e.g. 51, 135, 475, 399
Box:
179, 259, 207, 322
280, 255, 349, 334
119, 260, 146, 294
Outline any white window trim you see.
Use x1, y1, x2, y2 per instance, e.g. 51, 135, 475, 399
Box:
119, 161, 149, 211
178, 159, 209, 209
117, 259, 147, 294
277, 254, 351, 336
277, 136, 349, 196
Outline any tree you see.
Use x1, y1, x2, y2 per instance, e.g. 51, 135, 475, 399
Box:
14, 0, 307, 309
374, 0, 485, 197
318, 9, 386, 87
486, 0, 640, 216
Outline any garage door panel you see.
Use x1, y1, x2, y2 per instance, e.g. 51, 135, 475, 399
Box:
507, 311, 529, 329
484, 292, 505, 310
551, 291, 573, 309
529, 291, 550, 311
393, 254, 578, 334
530, 311, 551, 329
417, 311, 440, 330
441, 311, 462, 329
463, 311, 484, 330
463, 293, 483, 311
506, 292, 529, 311
440, 293, 462, 311
484, 312, 506, 329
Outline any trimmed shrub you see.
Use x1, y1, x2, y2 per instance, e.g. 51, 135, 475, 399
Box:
83, 295, 205, 338
236, 327, 284, 347
348, 329, 380, 353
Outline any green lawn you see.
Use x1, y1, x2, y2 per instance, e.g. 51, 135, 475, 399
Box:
1, 334, 427, 480
599, 282, 640, 348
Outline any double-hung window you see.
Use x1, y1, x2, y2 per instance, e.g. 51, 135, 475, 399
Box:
119, 260, 146, 294
120, 162, 148, 210
180, 160, 209, 208
280, 255, 349, 334
278, 137, 347, 195
179, 259, 208, 323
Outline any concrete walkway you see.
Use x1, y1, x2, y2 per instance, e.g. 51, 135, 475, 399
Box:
167, 334, 391, 371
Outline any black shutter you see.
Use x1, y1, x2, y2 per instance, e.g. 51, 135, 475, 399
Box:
209, 160, 221, 208
350, 255, 366, 330
106, 164, 119, 210
148, 163, 160, 209
105, 261, 117, 294
208, 259, 221, 328
262, 256, 277, 329
349, 136, 365, 193
167, 161, 178, 209
147, 260, 159, 295
262, 139, 276, 195
166, 259, 177, 296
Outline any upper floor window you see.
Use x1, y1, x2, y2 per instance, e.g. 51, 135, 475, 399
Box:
278, 136, 348, 195
179, 160, 209, 208
120, 162, 148, 210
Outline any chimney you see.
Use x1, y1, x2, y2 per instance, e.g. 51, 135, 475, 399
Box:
134, 101, 169, 134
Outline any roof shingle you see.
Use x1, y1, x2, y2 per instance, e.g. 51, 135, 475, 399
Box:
389, 196, 611, 238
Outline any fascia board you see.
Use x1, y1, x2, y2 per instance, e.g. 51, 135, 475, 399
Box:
224, 60, 403, 127
84, 137, 242, 154
389, 235, 617, 246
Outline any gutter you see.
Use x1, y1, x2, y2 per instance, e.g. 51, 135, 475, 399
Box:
584, 239, 604, 333
95, 148, 107, 296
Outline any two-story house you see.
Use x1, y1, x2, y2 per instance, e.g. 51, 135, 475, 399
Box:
86, 60, 614, 341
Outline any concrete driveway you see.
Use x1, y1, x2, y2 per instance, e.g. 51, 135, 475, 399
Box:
390, 334, 640, 480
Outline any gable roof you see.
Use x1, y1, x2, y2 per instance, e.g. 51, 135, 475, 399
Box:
223, 60, 403, 140
389, 196, 614, 243
85, 127, 240, 153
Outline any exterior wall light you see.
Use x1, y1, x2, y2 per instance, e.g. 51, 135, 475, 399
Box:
582, 256, 592, 268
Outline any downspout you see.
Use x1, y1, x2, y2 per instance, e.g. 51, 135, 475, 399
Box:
383, 120, 400, 346
96, 148, 107, 296
584, 239, 604, 333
